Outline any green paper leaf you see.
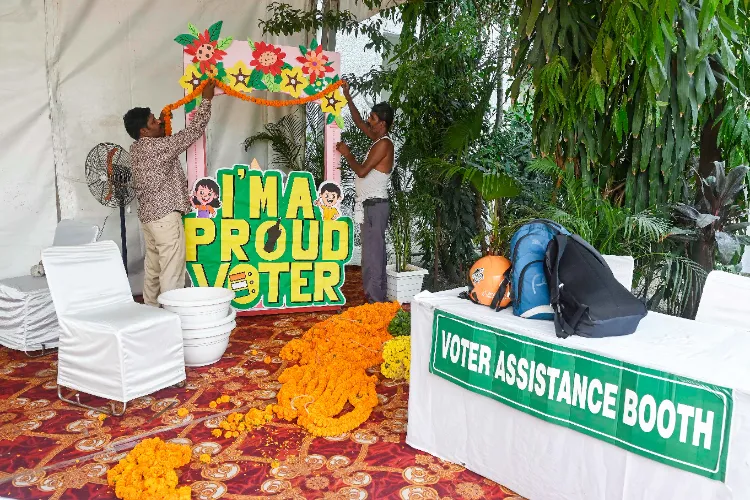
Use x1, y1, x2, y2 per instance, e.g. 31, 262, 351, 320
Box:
250, 70, 267, 90
247, 38, 256, 50
303, 84, 318, 96
216, 37, 233, 50
334, 114, 345, 129
311, 39, 319, 50
325, 61, 334, 67
326, 113, 335, 125
274, 74, 283, 84
299, 44, 308, 55
207, 21, 223, 42
331, 75, 339, 83
185, 98, 198, 113
174, 34, 197, 46
282, 62, 294, 71
188, 23, 199, 37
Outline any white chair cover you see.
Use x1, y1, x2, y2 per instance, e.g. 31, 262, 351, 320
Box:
0, 220, 99, 352
695, 270, 750, 331
43, 241, 185, 403
603, 254, 635, 291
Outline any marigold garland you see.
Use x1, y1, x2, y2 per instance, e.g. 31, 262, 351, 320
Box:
106, 437, 191, 500
161, 77, 345, 135
272, 302, 401, 437
381, 336, 411, 381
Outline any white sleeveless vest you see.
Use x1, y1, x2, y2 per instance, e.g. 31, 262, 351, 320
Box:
354, 135, 392, 224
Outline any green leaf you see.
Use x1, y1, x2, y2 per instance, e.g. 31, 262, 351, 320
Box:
525, 0, 543, 37
303, 84, 319, 96
207, 21, 223, 42
698, 0, 719, 33
299, 44, 308, 55
682, 2, 699, 73
188, 23, 199, 37
282, 62, 294, 71
216, 37, 233, 50
185, 97, 199, 114
248, 38, 256, 50
311, 38, 319, 50
334, 114, 345, 130
249, 69, 266, 90
326, 113, 335, 125
174, 34, 197, 46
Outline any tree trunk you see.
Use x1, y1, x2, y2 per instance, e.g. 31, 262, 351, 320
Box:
698, 97, 724, 178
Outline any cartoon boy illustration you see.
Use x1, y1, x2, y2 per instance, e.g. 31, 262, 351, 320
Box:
192, 178, 221, 218
314, 181, 342, 221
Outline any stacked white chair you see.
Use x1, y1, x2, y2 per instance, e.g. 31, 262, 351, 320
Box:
603, 254, 635, 291
0, 220, 99, 355
42, 240, 185, 415
695, 270, 750, 331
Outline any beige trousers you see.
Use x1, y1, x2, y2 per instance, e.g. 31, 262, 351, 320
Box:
142, 211, 186, 307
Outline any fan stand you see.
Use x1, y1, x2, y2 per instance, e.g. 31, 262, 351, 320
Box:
117, 189, 128, 275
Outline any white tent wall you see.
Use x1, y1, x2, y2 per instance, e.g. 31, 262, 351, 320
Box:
0, 1, 59, 282
0, 0, 308, 292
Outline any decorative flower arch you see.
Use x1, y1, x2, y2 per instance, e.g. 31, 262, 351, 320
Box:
167, 22, 345, 189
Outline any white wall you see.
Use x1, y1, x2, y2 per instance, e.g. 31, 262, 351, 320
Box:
0, 0, 308, 287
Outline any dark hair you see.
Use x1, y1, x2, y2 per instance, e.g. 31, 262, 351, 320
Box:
123, 107, 151, 140
319, 182, 341, 198
371, 102, 394, 131
192, 178, 221, 208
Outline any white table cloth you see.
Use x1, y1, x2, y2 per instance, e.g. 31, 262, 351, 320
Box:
407, 288, 750, 500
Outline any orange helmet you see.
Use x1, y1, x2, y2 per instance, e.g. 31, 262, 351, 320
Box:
468, 255, 511, 309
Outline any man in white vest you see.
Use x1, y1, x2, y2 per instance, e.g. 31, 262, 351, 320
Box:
336, 81, 395, 303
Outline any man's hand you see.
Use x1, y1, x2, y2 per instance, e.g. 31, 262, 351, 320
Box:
159, 110, 173, 121
202, 80, 216, 101
336, 141, 351, 156
342, 81, 352, 102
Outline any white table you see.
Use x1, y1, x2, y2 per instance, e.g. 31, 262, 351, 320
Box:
407, 289, 750, 500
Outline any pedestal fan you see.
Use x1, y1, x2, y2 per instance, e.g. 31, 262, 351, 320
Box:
85, 143, 135, 274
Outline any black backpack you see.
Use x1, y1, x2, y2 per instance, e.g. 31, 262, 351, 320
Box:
544, 234, 647, 339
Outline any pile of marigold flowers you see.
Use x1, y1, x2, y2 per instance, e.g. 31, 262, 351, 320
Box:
107, 437, 191, 500
211, 404, 275, 438
381, 336, 411, 381
273, 301, 401, 436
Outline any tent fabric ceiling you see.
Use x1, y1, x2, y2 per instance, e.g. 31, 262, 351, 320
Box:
0, 0, 309, 284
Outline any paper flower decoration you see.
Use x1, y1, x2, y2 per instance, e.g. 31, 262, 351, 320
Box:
320, 90, 345, 115
251, 42, 286, 76
226, 61, 252, 91
297, 44, 334, 82
280, 67, 309, 98
184, 29, 227, 73
180, 65, 204, 92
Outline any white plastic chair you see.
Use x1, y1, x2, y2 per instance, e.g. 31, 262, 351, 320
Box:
603, 255, 635, 291
42, 241, 185, 415
695, 270, 750, 331
0, 220, 99, 355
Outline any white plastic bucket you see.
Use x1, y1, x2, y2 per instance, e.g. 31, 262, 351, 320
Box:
183, 333, 232, 367
180, 310, 237, 338
158, 287, 234, 323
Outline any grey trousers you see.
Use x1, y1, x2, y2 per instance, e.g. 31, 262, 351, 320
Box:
360, 200, 390, 302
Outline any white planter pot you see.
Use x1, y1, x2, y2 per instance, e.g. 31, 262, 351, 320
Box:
386, 264, 429, 303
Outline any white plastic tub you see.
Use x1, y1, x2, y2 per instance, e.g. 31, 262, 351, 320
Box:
181, 310, 237, 341
157, 287, 234, 324
183, 333, 232, 367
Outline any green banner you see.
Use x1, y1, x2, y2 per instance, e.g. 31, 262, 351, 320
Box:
429, 309, 732, 481
184, 166, 353, 311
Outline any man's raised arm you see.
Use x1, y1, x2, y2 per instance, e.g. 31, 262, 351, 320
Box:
162, 80, 216, 154
343, 81, 379, 141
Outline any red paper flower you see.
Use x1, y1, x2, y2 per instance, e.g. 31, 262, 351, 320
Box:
251, 42, 286, 76
296, 45, 334, 82
184, 30, 227, 73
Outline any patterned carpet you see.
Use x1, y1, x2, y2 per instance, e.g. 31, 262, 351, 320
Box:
0, 267, 522, 500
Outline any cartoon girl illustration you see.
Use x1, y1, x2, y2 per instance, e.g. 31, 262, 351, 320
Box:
192, 178, 221, 218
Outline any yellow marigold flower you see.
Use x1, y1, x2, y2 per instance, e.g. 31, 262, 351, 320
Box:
177, 408, 189, 417
220, 395, 230, 403
199, 453, 211, 463
97, 414, 107, 422
209, 401, 218, 409
211, 429, 222, 438
263, 356, 272, 364
224, 431, 232, 438
270, 459, 281, 468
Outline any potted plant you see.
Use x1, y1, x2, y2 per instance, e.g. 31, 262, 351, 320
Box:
386, 190, 428, 303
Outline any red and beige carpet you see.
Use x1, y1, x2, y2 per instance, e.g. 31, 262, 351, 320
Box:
0, 267, 522, 499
